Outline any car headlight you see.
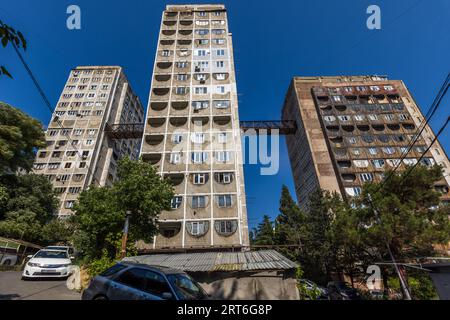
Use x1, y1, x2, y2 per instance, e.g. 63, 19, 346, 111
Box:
28, 262, 40, 267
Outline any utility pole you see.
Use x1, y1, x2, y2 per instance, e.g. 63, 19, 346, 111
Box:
120, 211, 132, 259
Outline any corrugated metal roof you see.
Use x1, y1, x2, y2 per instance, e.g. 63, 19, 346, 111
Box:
123, 250, 298, 272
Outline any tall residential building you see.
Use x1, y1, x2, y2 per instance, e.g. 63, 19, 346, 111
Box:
140, 4, 249, 250
33, 66, 144, 217
282, 75, 450, 210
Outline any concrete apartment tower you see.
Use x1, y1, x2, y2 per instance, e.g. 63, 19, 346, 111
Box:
33, 66, 144, 217
140, 4, 249, 250
282, 75, 450, 210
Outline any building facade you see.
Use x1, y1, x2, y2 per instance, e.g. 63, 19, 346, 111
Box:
33, 66, 144, 217
140, 4, 249, 250
282, 75, 450, 210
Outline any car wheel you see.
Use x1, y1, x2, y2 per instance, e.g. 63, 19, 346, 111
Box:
3, 259, 11, 266
94, 295, 108, 300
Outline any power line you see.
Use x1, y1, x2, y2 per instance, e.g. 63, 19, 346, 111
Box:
11, 41, 101, 185
374, 72, 450, 193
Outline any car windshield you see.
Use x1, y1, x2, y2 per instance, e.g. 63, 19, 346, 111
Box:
34, 250, 68, 259
167, 274, 206, 300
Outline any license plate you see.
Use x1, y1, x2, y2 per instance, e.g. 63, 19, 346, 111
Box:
41, 269, 57, 273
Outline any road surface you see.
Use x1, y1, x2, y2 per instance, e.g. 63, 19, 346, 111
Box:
0, 271, 81, 300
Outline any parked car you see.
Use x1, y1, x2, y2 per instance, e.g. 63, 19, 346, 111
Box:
22, 249, 74, 280
327, 281, 361, 300
298, 279, 329, 300
45, 245, 75, 255
82, 262, 209, 300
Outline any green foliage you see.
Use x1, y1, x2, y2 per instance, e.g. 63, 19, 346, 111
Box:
251, 215, 275, 245
388, 272, 438, 300
0, 173, 60, 244
72, 157, 174, 261
0, 20, 27, 78
0, 102, 46, 173
86, 249, 116, 277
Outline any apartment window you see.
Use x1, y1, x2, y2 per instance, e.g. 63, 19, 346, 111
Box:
197, 39, 209, 45
64, 162, 72, 169
212, 38, 226, 45
192, 101, 209, 110
403, 159, 418, 166
218, 132, 228, 143
216, 86, 226, 94
213, 100, 230, 109
192, 196, 206, 209
415, 146, 427, 153
216, 172, 232, 184
332, 95, 342, 102
86, 139, 94, 146
188, 221, 208, 237
176, 62, 188, 69
48, 163, 60, 170
382, 147, 396, 155
82, 151, 89, 159
194, 73, 208, 81
196, 20, 209, 26
217, 195, 232, 208
194, 87, 207, 94
193, 173, 207, 185
171, 196, 182, 210
57, 174, 70, 182
73, 174, 84, 182
161, 49, 170, 57
351, 149, 360, 156
48, 130, 58, 136
79, 162, 86, 168
68, 187, 81, 194
347, 137, 357, 144
215, 61, 224, 68
360, 173, 374, 182
198, 11, 206, 16
195, 29, 209, 36
191, 152, 207, 164
384, 85, 394, 91
215, 73, 227, 80
215, 151, 231, 162
172, 134, 183, 144
353, 160, 369, 168
212, 29, 225, 35
65, 201, 75, 209
371, 159, 385, 169
370, 86, 380, 91
215, 220, 237, 236
66, 151, 77, 157
176, 74, 188, 81
191, 133, 205, 144
101, 85, 109, 90
338, 115, 350, 122
175, 87, 187, 95
216, 49, 225, 56
399, 114, 410, 121
87, 129, 96, 136
345, 187, 362, 197
169, 152, 181, 164
94, 110, 103, 116
368, 147, 378, 155
213, 11, 221, 16
195, 49, 208, 56
33, 163, 46, 170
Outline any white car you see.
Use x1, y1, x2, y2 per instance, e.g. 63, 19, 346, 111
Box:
22, 249, 73, 280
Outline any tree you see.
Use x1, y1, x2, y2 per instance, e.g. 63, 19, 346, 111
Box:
0, 20, 27, 78
251, 215, 276, 245
0, 173, 59, 243
0, 102, 46, 173
71, 157, 174, 261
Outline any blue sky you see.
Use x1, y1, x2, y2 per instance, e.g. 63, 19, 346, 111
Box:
1, 0, 449, 230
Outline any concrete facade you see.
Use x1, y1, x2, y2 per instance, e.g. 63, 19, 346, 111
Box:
33, 66, 144, 217
139, 5, 249, 250
282, 75, 450, 210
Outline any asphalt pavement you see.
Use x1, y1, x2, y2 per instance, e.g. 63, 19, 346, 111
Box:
0, 271, 81, 300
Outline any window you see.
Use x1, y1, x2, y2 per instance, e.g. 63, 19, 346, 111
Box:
332, 95, 342, 102
338, 115, 350, 122
216, 49, 225, 56
214, 73, 227, 80
213, 100, 230, 109
175, 87, 187, 95
65, 201, 75, 209
403, 159, 418, 166
195, 29, 209, 36
68, 187, 81, 194
218, 132, 227, 143
64, 162, 72, 169
172, 134, 183, 144
368, 147, 378, 155
384, 85, 394, 91
169, 153, 181, 164
347, 137, 357, 144
79, 162, 86, 168
215, 151, 231, 162
216, 172, 232, 184
215, 220, 237, 236
353, 160, 369, 168
215, 61, 224, 68
176, 62, 188, 68
171, 196, 182, 210
176, 74, 188, 81
193, 173, 207, 185
345, 187, 362, 197
194, 87, 207, 94
191, 132, 205, 143
162, 49, 170, 57
382, 147, 396, 155
351, 149, 360, 156
370, 86, 380, 91
87, 129, 96, 136
360, 173, 374, 182
324, 116, 336, 122
212, 29, 225, 35
192, 101, 209, 110
115, 268, 147, 292
217, 195, 232, 207
187, 221, 208, 236
371, 159, 385, 169
191, 152, 207, 164
212, 38, 226, 45
33, 163, 46, 170
195, 49, 208, 56
197, 39, 209, 45
48, 163, 60, 170
192, 196, 206, 209
368, 114, 378, 121
216, 86, 226, 94
194, 73, 208, 81
196, 20, 209, 26
86, 139, 94, 146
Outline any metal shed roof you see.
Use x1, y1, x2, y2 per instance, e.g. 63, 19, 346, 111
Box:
123, 250, 298, 272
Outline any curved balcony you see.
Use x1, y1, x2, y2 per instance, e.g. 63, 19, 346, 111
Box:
154, 74, 171, 82
171, 101, 188, 110
150, 102, 168, 111
142, 153, 162, 165
162, 29, 176, 36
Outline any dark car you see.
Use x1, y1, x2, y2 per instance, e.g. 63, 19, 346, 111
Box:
82, 262, 208, 300
327, 281, 361, 300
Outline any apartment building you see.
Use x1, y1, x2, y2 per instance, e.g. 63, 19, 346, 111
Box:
140, 4, 249, 250
33, 66, 144, 217
282, 75, 450, 210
